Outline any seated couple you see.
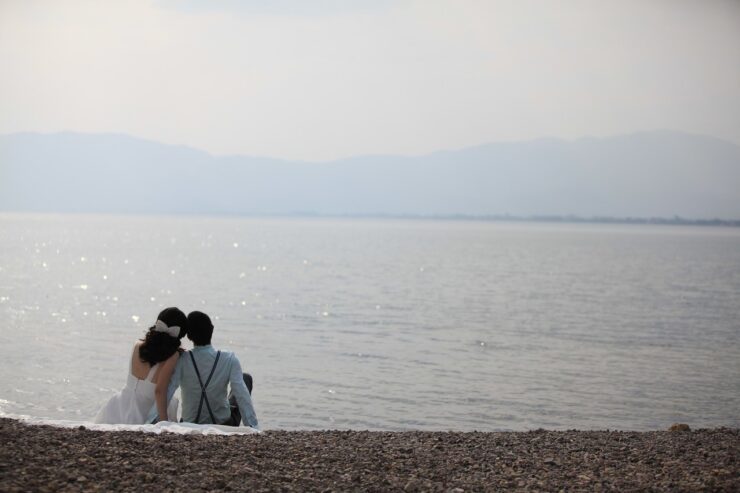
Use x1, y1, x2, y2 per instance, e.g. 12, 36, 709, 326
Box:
94, 307, 258, 429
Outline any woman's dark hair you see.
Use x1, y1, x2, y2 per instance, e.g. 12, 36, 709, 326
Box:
139, 307, 187, 366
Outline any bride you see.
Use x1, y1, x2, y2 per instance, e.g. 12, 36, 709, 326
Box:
94, 307, 186, 424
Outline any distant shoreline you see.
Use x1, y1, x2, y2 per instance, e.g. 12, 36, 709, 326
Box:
286, 213, 740, 227
2, 210, 740, 227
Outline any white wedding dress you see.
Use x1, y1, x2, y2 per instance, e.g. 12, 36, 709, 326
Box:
94, 346, 178, 424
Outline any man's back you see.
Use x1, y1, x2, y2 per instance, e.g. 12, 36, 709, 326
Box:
180, 344, 258, 427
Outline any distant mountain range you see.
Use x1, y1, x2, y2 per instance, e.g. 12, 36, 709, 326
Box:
1, 131, 739, 219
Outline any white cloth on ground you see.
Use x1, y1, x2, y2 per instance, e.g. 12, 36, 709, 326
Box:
15, 416, 258, 435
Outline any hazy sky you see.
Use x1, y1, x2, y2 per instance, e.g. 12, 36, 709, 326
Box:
1, 0, 739, 161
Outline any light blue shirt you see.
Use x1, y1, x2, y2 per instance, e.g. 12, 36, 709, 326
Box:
149, 345, 258, 428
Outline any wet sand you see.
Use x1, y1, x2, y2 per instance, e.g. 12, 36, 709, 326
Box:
1, 418, 737, 491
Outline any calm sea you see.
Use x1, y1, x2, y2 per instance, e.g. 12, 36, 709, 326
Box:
1, 213, 738, 431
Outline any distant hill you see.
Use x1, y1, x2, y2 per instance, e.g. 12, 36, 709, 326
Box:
1, 131, 739, 219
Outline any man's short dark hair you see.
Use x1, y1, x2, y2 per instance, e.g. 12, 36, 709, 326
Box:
187, 311, 213, 346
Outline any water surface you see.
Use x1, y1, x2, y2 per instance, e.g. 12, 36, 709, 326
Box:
1, 214, 738, 430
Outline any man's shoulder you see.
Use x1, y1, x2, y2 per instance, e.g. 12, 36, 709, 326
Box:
213, 348, 239, 363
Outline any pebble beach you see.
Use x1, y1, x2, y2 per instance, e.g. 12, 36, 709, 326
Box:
1, 418, 738, 491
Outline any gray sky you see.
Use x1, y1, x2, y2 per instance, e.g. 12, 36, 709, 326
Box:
1, 0, 739, 161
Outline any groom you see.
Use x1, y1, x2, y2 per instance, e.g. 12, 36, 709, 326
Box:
151, 311, 258, 428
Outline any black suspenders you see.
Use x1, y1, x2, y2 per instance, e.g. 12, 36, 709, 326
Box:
190, 350, 221, 424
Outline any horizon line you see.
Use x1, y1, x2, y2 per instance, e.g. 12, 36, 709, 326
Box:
1, 210, 738, 227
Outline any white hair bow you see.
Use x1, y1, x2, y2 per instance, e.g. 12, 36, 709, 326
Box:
154, 319, 181, 338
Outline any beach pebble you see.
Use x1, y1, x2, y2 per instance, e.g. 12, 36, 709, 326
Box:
0, 418, 737, 491
669, 423, 691, 432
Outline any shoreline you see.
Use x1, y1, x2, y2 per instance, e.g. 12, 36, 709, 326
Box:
3, 210, 740, 228
1, 418, 737, 491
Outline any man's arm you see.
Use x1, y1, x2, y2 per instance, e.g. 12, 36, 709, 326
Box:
229, 355, 258, 428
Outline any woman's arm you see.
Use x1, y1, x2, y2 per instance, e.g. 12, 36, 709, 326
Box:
154, 352, 179, 421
